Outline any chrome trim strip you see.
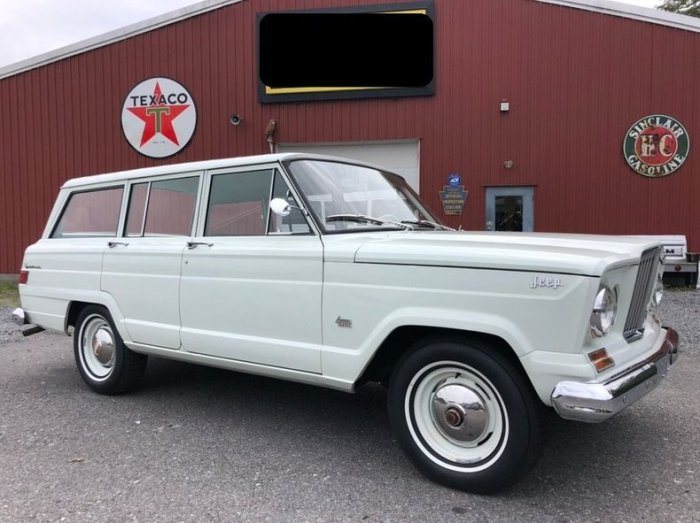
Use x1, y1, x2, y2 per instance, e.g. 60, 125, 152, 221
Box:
551, 327, 678, 423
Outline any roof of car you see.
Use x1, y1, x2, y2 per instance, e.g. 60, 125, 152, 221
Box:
60, 153, 382, 189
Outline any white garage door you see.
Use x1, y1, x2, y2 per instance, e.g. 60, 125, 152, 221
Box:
277, 140, 421, 192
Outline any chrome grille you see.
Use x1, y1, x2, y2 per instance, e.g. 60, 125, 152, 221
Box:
623, 246, 661, 341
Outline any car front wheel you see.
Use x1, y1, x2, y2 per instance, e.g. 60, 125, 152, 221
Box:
388, 337, 543, 493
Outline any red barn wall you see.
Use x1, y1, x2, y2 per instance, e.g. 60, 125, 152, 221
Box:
1, 0, 699, 273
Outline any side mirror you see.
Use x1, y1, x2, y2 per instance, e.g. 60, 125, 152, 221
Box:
271, 197, 309, 218
270, 198, 292, 217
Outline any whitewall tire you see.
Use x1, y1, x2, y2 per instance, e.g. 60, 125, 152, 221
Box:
388, 337, 543, 493
73, 306, 147, 395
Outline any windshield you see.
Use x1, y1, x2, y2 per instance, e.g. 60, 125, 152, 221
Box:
287, 160, 441, 233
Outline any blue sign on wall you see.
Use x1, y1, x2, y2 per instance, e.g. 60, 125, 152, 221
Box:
440, 173, 467, 215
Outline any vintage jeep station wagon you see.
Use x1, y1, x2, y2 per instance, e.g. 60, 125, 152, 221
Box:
14, 154, 679, 493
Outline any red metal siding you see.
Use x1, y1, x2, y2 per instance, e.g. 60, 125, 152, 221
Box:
1, 0, 699, 273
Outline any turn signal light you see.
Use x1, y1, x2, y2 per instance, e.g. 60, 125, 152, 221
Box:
18, 270, 29, 284
588, 348, 615, 373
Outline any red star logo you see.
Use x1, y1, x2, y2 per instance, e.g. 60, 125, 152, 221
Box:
127, 82, 190, 147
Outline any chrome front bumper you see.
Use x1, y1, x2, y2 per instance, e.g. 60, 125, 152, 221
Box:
551, 327, 679, 423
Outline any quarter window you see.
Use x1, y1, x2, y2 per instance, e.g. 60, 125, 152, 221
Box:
125, 183, 148, 237
51, 187, 124, 238
268, 171, 311, 235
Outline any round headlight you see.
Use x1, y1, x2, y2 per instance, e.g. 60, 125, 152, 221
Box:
590, 285, 618, 337
651, 272, 664, 308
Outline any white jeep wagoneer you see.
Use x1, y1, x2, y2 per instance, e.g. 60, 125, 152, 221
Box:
14, 153, 679, 493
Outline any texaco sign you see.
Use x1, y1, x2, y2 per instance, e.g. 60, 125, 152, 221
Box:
121, 77, 197, 158
624, 115, 689, 178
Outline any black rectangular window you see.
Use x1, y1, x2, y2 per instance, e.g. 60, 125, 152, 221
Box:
258, 2, 435, 103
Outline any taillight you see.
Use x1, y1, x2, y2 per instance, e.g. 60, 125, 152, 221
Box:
19, 270, 29, 284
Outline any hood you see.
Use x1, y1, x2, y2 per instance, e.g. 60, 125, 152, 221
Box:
349, 231, 661, 276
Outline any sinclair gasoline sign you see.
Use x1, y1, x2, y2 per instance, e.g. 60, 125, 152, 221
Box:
121, 77, 197, 158
624, 114, 689, 178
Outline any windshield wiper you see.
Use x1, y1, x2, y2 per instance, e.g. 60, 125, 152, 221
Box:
326, 214, 414, 230
400, 219, 455, 231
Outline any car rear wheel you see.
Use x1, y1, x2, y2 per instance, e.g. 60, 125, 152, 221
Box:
388, 337, 543, 493
73, 305, 147, 395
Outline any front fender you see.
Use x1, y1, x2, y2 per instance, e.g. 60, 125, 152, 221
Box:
321, 306, 532, 385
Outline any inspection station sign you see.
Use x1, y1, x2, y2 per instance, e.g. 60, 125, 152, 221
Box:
121, 77, 197, 158
439, 173, 467, 215
624, 115, 689, 178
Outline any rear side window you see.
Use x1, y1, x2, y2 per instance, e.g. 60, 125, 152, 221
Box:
51, 187, 124, 238
125, 177, 199, 237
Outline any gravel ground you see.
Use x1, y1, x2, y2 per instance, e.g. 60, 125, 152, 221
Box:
0, 306, 26, 344
657, 289, 700, 352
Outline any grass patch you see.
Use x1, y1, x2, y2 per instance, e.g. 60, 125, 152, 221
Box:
0, 281, 19, 308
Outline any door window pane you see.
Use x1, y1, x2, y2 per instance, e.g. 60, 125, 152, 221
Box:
51, 187, 123, 238
268, 171, 311, 234
495, 196, 523, 232
144, 177, 199, 236
205, 170, 273, 236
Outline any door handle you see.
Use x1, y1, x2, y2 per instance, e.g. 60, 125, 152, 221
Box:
108, 241, 129, 248
186, 241, 214, 249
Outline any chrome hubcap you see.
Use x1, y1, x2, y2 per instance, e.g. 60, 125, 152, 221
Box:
431, 380, 488, 444
406, 362, 508, 471
444, 407, 464, 427
92, 328, 115, 365
81, 315, 115, 380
